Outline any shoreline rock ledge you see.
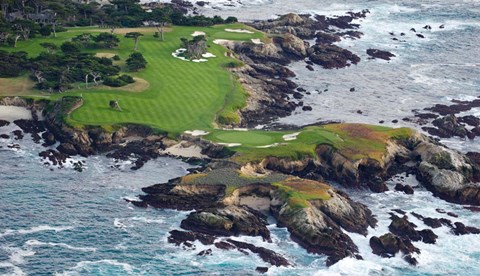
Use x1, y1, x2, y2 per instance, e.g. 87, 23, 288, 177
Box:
135, 166, 377, 267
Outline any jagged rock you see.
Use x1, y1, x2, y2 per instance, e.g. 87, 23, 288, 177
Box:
12, 130, 23, 140
273, 204, 359, 266
140, 183, 225, 211
168, 230, 216, 246
255, 267, 269, 273
370, 233, 420, 265
451, 222, 480, 235
0, 134, 9, 139
41, 132, 56, 146
394, 183, 414, 194
276, 33, 308, 58
366, 49, 396, 60
419, 229, 438, 244
57, 143, 77, 156
226, 239, 290, 267
309, 44, 360, 69
180, 205, 271, 241
389, 215, 421, 241
197, 249, 212, 256
0, 120, 9, 127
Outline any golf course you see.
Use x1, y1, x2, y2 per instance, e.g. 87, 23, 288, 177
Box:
0, 23, 413, 163
0, 23, 264, 134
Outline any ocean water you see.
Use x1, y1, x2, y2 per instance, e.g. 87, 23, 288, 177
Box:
2, 1, 480, 275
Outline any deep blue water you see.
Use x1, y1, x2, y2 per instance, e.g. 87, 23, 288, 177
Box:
2, 1, 480, 275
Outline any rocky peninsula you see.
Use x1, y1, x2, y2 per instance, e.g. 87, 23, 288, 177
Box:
1, 10, 479, 273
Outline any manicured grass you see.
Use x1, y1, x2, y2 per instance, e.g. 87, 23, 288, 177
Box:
205, 124, 413, 164
0, 24, 263, 135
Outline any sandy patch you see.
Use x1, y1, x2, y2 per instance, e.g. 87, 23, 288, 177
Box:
256, 143, 280, 148
283, 132, 301, 141
213, 39, 234, 47
163, 143, 207, 158
218, 143, 242, 147
184, 130, 209, 136
172, 48, 215, 63
95, 52, 116, 58
0, 106, 32, 121
202, 53, 216, 58
191, 31, 206, 37
225, 29, 254, 34
239, 196, 271, 212
251, 39, 264, 45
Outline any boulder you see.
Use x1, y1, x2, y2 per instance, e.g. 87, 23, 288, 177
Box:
57, 143, 78, 156
366, 49, 396, 61
180, 205, 271, 241
370, 233, 420, 265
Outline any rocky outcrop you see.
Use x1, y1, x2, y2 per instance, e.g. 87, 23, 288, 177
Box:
415, 141, 480, 205
370, 233, 420, 265
137, 169, 377, 267
180, 205, 271, 241
366, 49, 396, 61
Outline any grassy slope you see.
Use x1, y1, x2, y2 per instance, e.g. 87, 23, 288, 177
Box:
0, 24, 263, 135
205, 124, 413, 164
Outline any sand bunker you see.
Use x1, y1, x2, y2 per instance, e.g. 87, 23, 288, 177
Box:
256, 143, 280, 148
164, 143, 207, 158
283, 132, 301, 141
251, 39, 264, 45
0, 106, 32, 121
172, 48, 215, 63
213, 39, 234, 47
225, 29, 254, 34
184, 130, 209, 136
191, 31, 206, 37
218, 143, 242, 147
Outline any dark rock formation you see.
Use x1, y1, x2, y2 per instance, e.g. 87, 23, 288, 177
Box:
180, 205, 271, 241
226, 239, 290, 267
0, 120, 9, 127
366, 49, 396, 60
370, 233, 420, 265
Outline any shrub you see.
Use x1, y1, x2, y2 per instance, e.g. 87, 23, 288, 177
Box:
103, 75, 135, 87
103, 76, 126, 87
61, 41, 81, 54
126, 52, 147, 71
118, 74, 135, 84
112, 55, 121, 61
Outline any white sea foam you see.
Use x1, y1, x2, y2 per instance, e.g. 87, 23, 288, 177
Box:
25, 239, 97, 252
0, 225, 73, 238
55, 259, 135, 275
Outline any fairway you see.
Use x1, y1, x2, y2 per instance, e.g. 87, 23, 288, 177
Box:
0, 24, 264, 135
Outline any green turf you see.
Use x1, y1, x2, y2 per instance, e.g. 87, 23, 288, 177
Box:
204, 124, 413, 164
0, 24, 264, 135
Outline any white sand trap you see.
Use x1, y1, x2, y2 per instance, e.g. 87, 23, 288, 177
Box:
202, 53, 216, 58
225, 29, 254, 34
233, 128, 249, 131
251, 39, 264, 45
172, 48, 214, 63
256, 143, 280, 148
213, 39, 233, 46
164, 143, 207, 158
191, 31, 206, 37
218, 143, 242, 147
283, 132, 301, 141
184, 130, 209, 136
0, 106, 32, 121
